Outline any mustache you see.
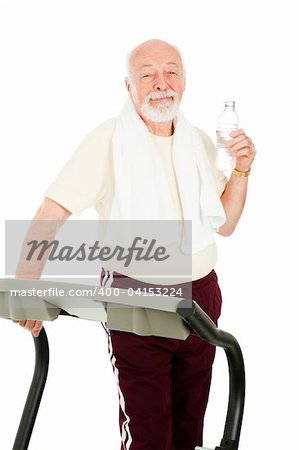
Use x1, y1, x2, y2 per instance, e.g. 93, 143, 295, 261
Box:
145, 89, 178, 101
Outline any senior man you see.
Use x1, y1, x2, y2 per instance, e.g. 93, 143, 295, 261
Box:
15, 39, 256, 449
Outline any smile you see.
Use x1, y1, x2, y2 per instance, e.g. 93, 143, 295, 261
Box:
150, 97, 174, 103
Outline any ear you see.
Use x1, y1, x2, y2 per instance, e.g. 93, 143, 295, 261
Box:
125, 77, 130, 93
125, 77, 135, 102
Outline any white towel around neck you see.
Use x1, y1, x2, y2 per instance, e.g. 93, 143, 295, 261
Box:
108, 99, 226, 254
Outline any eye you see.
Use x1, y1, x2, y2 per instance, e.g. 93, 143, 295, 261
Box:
168, 71, 177, 75
141, 74, 152, 78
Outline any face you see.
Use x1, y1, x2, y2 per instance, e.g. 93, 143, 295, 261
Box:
126, 42, 185, 123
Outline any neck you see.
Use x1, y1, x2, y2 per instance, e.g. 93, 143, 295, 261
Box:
142, 117, 174, 136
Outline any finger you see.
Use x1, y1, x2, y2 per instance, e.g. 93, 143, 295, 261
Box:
17, 320, 27, 327
33, 320, 43, 331
234, 149, 252, 158
225, 134, 248, 147
24, 320, 39, 331
33, 329, 42, 337
234, 145, 256, 158
32, 321, 43, 337
230, 139, 253, 154
229, 128, 245, 138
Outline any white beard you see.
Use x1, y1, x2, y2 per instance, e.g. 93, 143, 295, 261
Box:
141, 99, 179, 122
139, 89, 180, 123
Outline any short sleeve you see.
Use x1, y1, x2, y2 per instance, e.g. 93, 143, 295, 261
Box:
44, 119, 116, 215
196, 127, 228, 197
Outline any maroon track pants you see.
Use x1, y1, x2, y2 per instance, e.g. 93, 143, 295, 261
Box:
104, 269, 223, 450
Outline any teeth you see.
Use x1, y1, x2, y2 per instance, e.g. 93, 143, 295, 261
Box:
147, 91, 176, 102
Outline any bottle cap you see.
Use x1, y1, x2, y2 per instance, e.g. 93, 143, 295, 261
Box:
225, 100, 235, 108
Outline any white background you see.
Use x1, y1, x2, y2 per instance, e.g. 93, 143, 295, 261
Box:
1, 1, 299, 449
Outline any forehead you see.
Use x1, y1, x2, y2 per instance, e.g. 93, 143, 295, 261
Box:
130, 46, 182, 73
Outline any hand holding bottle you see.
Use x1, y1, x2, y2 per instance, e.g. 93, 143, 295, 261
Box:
225, 128, 256, 173
216, 100, 239, 171
216, 101, 256, 173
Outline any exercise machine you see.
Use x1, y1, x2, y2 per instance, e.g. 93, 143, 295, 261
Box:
0, 278, 245, 450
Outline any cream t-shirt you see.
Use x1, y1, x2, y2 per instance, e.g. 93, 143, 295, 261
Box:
44, 118, 228, 281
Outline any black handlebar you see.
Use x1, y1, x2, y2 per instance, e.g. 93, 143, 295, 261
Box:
12, 327, 49, 450
177, 299, 245, 450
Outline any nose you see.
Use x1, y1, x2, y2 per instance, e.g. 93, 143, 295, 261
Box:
153, 73, 167, 90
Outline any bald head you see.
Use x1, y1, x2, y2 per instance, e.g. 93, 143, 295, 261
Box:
127, 39, 185, 81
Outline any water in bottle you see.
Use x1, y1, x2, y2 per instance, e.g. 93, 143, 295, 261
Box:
216, 100, 239, 171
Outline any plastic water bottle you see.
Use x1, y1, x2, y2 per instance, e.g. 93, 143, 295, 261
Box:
216, 100, 239, 171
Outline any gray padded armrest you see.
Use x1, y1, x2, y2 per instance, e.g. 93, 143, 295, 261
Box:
0, 278, 107, 322
0, 279, 61, 321
0, 278, 190, 339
